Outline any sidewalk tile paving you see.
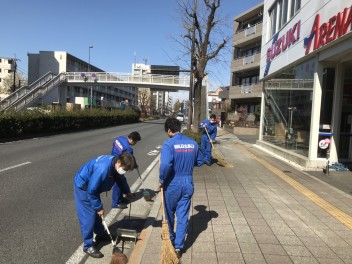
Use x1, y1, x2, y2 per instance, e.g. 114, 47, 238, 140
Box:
84, 127, 352, 264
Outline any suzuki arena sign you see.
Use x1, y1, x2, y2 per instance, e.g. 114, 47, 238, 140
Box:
304, 6, 352, 55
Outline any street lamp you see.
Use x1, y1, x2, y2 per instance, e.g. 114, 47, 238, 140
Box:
88, 45, 93, 110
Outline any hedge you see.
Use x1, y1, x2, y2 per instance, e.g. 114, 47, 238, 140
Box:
0, 109, 140, 140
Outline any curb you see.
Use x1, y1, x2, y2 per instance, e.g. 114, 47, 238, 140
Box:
128, 185, 162, 264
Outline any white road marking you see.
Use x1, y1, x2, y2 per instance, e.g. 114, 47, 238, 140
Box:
147, 150, 159, 156
0, 162, 32, 173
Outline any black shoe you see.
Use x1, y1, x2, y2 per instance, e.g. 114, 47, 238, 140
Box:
175, 248, 183, 259
121, 197, 130, 204
95, 232, 112, 244
84, 246, 104, 258
112, 203, 127, 209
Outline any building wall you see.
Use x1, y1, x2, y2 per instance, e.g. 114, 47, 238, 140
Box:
27, 51, 138, 108
260, 0, 352, 79
259, 0, 352, 168
0, 58, 13, 92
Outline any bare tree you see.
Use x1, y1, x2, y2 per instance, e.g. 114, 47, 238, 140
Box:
138, 88, 151, 114
173, 99, 182, 113
178, 0, 228, 131
0, 72, 26, 94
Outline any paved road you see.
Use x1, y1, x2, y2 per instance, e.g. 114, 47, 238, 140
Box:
0, 120, 168, 264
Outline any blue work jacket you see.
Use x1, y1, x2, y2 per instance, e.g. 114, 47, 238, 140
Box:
74, 155, 118, 211
111, 136, 133, 156
159, 133, 203, 185
199, 119, 217, 140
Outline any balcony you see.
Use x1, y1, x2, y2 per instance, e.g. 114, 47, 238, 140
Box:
229, 82, 263, 99
231, 52, 260, 72
233, 22, 263, 47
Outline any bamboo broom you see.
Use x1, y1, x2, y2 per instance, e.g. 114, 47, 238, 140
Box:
204, 126, 233, 168
160, 187, 179, 264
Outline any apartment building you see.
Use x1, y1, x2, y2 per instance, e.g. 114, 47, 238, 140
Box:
258, 0, 352, 168
230, 3, 264, 121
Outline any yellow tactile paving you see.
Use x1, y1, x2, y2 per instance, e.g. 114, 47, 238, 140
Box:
238, 145, 352, 230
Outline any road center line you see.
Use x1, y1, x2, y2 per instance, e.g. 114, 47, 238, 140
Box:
0, 162, 32, 173
238, 145, 352, 230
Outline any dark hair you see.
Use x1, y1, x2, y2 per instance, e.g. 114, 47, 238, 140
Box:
210, 114, 216, 119
115, 152, 135, 171
164, 117, 181, 133
128, 131, 141, 142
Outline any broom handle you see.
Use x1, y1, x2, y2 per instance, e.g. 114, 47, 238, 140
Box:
204, 126, 215, 148
160, 186, 166, 220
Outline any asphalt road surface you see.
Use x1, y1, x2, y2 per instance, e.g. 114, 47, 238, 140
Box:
0, 119, 168, 264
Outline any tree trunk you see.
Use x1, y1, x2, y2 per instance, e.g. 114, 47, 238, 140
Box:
192, 78, 203, 132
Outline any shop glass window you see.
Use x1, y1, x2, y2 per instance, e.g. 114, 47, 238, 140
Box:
269, 4, 278, 37
280, 0, 289, 28
290, 0, 301, 18
270, 0, 300, 38
262, 59, 315, 157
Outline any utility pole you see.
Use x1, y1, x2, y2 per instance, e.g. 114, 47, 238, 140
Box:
88, 46, 93, 110
11, 55, 20, 92
187, 0, 196, 130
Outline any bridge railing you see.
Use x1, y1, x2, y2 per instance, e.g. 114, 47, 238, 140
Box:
65, 72, 190, 87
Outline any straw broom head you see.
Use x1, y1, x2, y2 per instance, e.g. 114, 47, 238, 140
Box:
160, 187, 179, 264
204, 126, 233, 168
212, 146, 233, 168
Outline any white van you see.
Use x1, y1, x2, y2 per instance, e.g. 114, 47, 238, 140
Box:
176, 113, 185, 122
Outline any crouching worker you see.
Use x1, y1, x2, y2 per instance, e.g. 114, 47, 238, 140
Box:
74, 152, 135, 258
111, 131, 141, 209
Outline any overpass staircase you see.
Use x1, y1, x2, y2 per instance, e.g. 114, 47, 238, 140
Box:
0, 72, 66, 112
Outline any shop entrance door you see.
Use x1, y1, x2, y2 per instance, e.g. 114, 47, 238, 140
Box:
339, 63, 352, 161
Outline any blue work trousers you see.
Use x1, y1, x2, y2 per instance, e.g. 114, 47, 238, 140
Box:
164, 176, 194, 250
201, 135, 212, 164
111, 174, 131, 207
74, 184, 104, 250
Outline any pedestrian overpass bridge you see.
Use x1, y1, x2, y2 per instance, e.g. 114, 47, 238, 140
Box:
0, 71, 191, 112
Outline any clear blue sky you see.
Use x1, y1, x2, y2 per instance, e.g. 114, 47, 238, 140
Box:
4, 0, 262, 92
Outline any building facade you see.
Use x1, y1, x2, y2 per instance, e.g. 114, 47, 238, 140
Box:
258, 0, 352, 168
28, 51, 137, 108
230, 3, 264, 123
0, 57, 29, 98
132, 63, 178, 115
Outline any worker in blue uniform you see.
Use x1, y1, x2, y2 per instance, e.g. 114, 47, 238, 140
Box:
159, 118, 203, 259
74, 152, 135, 258
111, 131, 141, 209
199, 114, 217, 166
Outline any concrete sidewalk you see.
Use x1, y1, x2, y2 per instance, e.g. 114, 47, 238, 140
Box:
85, 128, 352, 264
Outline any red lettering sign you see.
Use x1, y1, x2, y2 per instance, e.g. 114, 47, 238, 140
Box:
305, 6, 352, 54
266, 21, 301, 63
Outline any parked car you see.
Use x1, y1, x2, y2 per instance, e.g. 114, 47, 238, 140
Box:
176, 112, 185, 122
